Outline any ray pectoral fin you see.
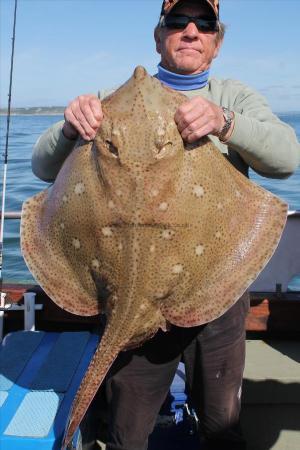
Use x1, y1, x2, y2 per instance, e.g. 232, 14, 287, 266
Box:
161, 197, 287, 328
21, 196, 101, 316
62, 329, 123, 449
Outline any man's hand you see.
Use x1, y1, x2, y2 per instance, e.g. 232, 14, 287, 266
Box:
63, 94, 103, 141
174, 96, 233, 143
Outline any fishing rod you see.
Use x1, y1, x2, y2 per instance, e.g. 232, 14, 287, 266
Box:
0, 0, 18, 304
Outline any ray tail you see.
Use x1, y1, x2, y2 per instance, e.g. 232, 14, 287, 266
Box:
62, 327, 124, 449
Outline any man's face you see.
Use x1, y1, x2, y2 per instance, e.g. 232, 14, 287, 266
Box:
155, 3, 222, 75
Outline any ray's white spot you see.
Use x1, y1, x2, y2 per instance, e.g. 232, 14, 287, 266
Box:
158, 202, 168, 212
150, 244, 155, 253
140, 303, 147, 311
172, 264, 184, 274
215, 231, 222, 239
134, 313, 140, 319
195, 244, 204, 256
235, 190, 242, 198
116, 189, 122, 197
74, 182, 85, 195
62, 195, 68, 203
92, 259, 100, 270
193, 185, 205, 198
102, 227, 113, 237
72, 238, 81, 249
161, 229, 175, 240
108, 200, 115, 209
150, 188, 159, 198
118, 242, 123, 251
60, 222, 65, 230
217, 202, 223, 210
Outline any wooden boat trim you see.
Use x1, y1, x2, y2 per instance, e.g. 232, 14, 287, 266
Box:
2, 283, 300, 335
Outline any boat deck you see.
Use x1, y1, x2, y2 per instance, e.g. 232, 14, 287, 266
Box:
241, 339, 300, 450
1, 285, 300, 449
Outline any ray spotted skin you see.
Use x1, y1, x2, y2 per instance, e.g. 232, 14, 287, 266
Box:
20, 67, 287, 448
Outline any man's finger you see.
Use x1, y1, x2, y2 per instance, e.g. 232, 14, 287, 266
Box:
181, 115, 212, 141
90, 98, 103, 121
75, 111, 96, 138
175, 96, 206, 117
174, 101, 194, 124
175, 99, 208, 129
67, 109, 96, 141
75, 96, 100, 129
79, 103, 101, 130
183, 123, 212, 143
181, 117, 204, 139
176, 106, 206, 132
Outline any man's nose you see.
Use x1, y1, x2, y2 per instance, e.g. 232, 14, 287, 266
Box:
182, 21, 199, 38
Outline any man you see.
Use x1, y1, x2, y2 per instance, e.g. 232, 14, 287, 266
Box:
32, 1, 300, 449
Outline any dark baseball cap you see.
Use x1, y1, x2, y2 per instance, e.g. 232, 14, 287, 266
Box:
160, 0, 219, 20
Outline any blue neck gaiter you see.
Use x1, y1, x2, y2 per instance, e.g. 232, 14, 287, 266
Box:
157, 64, 209, 91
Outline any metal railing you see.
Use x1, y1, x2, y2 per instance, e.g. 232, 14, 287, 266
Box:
0, 211, 21, 219
1, 210, 300, 220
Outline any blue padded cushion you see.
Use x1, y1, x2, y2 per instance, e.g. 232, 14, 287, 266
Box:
30, 332, 91, 392
4, 391, 63, 438
0, 331, 45, 391
0, 391, 8, 407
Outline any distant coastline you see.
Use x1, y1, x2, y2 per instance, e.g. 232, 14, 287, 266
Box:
0, 107, 65, 116
1, 107, 299, 117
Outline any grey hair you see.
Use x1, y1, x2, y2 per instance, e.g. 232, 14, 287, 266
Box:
217, 22, 226, 42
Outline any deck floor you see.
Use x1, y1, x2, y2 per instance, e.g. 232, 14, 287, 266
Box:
241, 339, 300, 450
1, 330, 299, 450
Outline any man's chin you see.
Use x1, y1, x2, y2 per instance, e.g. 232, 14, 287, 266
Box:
172, 57, 204, 75
174, 64, 204, 75
162, 58, 205, 75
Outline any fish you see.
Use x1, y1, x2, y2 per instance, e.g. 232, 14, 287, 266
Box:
20, 66, 287, 448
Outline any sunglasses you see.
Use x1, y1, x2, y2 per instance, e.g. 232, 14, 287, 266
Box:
162, 15, 219, 32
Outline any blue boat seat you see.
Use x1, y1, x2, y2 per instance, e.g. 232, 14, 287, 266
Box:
0, 331, 99, 450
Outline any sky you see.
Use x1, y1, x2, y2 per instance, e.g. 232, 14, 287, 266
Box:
1, 0, 300, 112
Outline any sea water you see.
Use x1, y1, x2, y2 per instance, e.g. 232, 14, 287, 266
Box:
0, 114, 299, 289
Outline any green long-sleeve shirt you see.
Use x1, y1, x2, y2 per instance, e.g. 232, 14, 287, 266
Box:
32, 77, 300, 182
